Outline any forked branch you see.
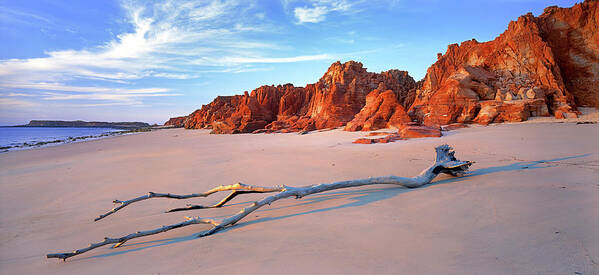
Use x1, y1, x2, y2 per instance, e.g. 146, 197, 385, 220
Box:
47, 144, 472, 261
95, 184, 283, 221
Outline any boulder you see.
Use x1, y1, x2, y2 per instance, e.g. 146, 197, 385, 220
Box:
353, 138, 375, 144
441, 123, 469, 131
399, 126, 442, 139
474, 103, 500, 125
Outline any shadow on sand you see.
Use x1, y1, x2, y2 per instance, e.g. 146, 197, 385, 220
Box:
77, 153, 590, 261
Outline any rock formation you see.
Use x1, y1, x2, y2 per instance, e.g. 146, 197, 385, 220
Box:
166, 1, 598, 133
351, 125, 442, 144
164, 116, 186, 128
409, 1, 598, 126
344, 89, 412, 131
537, 2, 599, 108
175, 61, 416, 134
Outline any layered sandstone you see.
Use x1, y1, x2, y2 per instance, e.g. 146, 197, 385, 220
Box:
409, 1, 598, 126
537, 2, 599, 108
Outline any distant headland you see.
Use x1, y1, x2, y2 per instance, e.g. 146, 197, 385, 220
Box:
17, 120, 150, 129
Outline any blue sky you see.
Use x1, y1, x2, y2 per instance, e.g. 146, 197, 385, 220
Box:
0, 0, 579, 125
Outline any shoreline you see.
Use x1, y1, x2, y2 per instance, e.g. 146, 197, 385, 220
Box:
0, 127, 154, 153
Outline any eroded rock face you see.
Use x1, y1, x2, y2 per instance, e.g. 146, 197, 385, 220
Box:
408, 2, 598, 125
537, 1, 599, 108
183, 85, 285, 134
183, 61, 416, 133
164, 116, 186, 127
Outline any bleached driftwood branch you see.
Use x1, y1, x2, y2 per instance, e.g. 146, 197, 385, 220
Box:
95, 184, 282, 221
47, 144, 472, 261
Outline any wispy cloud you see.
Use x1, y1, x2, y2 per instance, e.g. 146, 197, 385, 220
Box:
292, 0, 354, 24
220, 54, 334, 64
0, 98, 38, 108
42, 92, 180, 101
294, 6, 329, 23
1, 82, 170, 94
0, 0, 335, 107
0, 6, 54, 25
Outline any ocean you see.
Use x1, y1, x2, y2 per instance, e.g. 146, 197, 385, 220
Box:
0, 127, 124, 151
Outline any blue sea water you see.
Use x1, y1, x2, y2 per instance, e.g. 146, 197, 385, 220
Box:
0, 127, 124, 150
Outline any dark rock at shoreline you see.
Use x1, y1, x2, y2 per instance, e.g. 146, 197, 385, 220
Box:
21, 120, 150, 129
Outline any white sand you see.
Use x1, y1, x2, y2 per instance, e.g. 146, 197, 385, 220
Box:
0, 121, 598, 274
522, 107, 599, 124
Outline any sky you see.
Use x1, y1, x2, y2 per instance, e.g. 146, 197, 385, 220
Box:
0, 0, 580, 125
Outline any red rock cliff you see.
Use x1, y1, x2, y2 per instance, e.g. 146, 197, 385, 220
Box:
409, 0, 598, 126
180, 61, 416, 133
537, 1, 599, 108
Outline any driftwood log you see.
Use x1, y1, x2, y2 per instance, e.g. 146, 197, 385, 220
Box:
47, 144, 472, 261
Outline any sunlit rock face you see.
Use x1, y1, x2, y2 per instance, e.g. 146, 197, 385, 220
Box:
409, 1, 598, 126
178, 61, 416, 133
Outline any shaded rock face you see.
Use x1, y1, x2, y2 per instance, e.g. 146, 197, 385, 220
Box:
183, 85, 285, 134
409, 1, 598, 125
182, 61, 416, 133
164, 116, 186, 128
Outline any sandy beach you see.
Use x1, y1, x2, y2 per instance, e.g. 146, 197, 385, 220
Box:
1, 121, 598, 274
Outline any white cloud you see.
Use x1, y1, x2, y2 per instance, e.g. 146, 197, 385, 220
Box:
0, 82, 178, 105
294, 6, 329, 23
292, 0, 355, 24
